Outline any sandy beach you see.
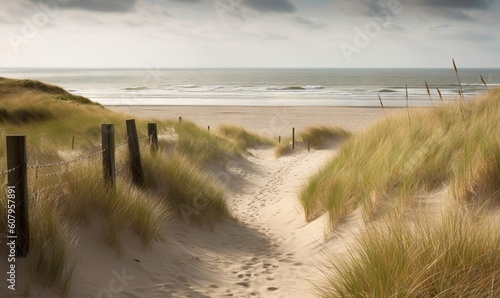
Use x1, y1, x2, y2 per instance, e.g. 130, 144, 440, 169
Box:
108, 106, 393, 136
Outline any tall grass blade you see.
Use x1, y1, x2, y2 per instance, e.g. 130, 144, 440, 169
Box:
406, 84, 411, 125
453, 58, 464, 99
437, 88, 443, 101
425, 80, 433, 105
378, 94, 386, 115
453, 58, 466, 120
480, 75, 488, 87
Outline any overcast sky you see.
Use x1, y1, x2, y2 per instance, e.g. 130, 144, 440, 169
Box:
0, 0, 498, 68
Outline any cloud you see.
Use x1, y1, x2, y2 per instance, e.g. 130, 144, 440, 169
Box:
169, 0, 202, 2
422, 0, 492, 9
241, 0, 296, 13
426, 22, 455, 31
293, 16, 327, 29
29, 0, 138, 13
426, 22, 495, 42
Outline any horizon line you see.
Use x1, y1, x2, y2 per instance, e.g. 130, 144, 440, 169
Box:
3, 67, 500, 70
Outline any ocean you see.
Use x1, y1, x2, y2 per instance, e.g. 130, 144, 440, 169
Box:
1, 68, 499, 107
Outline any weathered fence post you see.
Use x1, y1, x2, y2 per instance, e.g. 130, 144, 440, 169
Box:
6, 136, 29, 257
126, 119, 144, 187
292, 127, 295, 150
148, 123, 158, 153
179, 116, 182, 123
308, 139, 310, 152
71, 136, 75, 151
101, 124, 116, 189
208, 126, 210, 133
279, 136, 281, 144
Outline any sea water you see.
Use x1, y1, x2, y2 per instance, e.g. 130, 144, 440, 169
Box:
1, 68, 499, 107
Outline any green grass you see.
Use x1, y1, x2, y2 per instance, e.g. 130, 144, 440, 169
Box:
218, 124, 276, 148
163, 121, 274, 163
318, 208, 500, 297
143, 152, 229, 226
0, 77, 100, 106
300, 89, 500, 227
165, 120, 244, 163
299, 126, 351, 149
275, 125, 350, 157
0, 78, 236, 294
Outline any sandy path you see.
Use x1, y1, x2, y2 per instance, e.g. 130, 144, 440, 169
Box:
30, 145, 345, 298
218, 147, 335, 297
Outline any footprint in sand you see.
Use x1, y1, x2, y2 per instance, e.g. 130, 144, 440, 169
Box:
278, 258, 294, 264
236, 282, 250, 288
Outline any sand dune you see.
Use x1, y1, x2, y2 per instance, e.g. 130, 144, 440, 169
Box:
62, 144, 350, 298
2, 106, 392, 297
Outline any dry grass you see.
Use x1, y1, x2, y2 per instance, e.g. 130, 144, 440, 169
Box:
0, 78, 236, 293
142, 151, 229, 226
218, 124, 276, 148
164, 120, 244, 163
299, 88, 500, 227
318, 208, 500, 297
275, 125, 350, 157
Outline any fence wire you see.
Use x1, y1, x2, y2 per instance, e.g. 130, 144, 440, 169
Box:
0, 165, 19, 176
1, 130, 159, 193
0, 138, 133, 195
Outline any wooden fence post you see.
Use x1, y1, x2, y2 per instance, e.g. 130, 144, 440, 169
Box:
71, 136, 75, 151
6, 136, 29, 258
308, 139, 310, 152
292, 127, 295, 150
279, 136, 281, 144
179, 117, 182, 123
208, 126, 210, 133
101, 124, 116, 189
126, 119, 144, 187
148, 123, 158, 152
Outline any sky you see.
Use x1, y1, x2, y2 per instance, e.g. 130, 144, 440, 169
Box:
0, 0, 499, 68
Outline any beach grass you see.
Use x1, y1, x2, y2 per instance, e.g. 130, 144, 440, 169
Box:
165, 120, 244, 163
164, 121, 275, 163
142, 151, 229, 226
298, 126, 351, 149
218, 124, 277, 148
275, 125, 350, 157
0, 78, 235, 292
318, 208, 500, 297
299, 88, 500, 227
